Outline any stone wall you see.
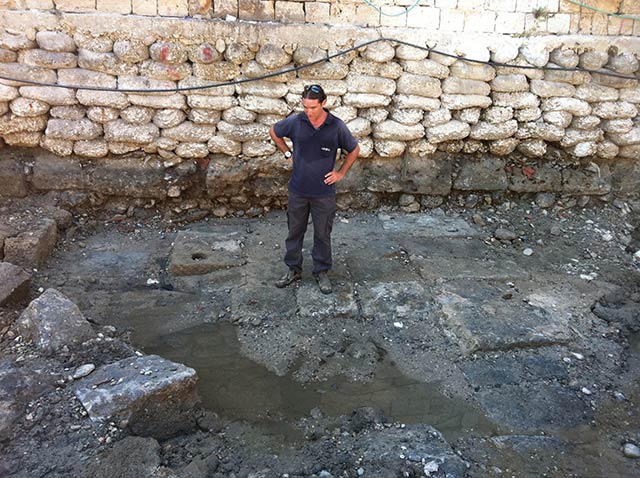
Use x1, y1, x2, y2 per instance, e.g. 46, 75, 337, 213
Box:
0, 11, 639, 215
0, 0, 638, 36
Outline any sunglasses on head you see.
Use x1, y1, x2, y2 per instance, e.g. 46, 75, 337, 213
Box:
304, 85, 322, 93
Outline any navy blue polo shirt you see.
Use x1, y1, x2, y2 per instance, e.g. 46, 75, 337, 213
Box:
273, 110, 358, 197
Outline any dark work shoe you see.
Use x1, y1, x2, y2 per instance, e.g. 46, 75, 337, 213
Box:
275, 269, 302, 288
315, 271, 332, 294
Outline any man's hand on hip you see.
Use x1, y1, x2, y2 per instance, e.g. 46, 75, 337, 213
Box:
324, 170, 345, 185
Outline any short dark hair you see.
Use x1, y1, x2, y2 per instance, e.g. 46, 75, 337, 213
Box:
302, 84, 326, 102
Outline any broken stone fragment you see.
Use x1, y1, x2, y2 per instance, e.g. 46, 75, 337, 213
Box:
3, 218, 57, 269
74, 354, 198, 439
0, 262, 31, 306
17, 288, 95, 354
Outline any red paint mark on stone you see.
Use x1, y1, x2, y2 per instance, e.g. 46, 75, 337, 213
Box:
168, 65, 181, 80
160, 45, 169, 63
202, 46, 213, 62
522, 166, 536, 179
196, 158, 210, 171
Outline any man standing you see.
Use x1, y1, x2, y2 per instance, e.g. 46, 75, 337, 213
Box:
269, 84, 360, 294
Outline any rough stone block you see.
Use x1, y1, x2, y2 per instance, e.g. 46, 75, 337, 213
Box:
0, 114, 47, 135
216, 121, 269, 141
238, 95, 290, 116
530, 79, 575, 98
562, 162, 611, 195
162, 121, 216, 142
450, 60, 496, 81
0, 32, 36, 51
0, 63, 57, 86
470, 120, 518, 140
19, 86, 77, 106
103, 120, 159, 144
441, 94, 492, 110
4, 219, 57, 269
10, 97, 50, 117
18, 49, 77, 69
392, 95, 440, 111
426, 120, 470, 143
443, 77, 490, 96
404, 155, 452, 195
36, 31, 76, 53
77, 90, 129, 109
0, 158, 27, 197
454, 157, 507, 191
74, 354, 198, 439
297, 62, 349, 80
46, 116, 99, 140
373, 121, 424, 141
396, 73, 441, 98
0, 84, 19, 102
592, 101, 638, 120
0, 262, 30, 306
492, 91, 539, 109
18, 290, 90, 354
78, 50, 139, 77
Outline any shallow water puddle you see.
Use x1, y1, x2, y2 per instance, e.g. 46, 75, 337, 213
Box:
137, 322, 496, 442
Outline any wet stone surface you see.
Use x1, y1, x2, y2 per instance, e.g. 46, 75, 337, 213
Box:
1, 199, 639, 477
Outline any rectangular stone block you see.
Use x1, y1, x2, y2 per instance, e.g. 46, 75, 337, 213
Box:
4, 218, 57, 269
133, 0, 157, 14
508, 163, 562, 192
212, 0, 237, 17
74, 355, 198, 439
54, 0, 96, 11
0, 158, 27, 197
96, 0, 132, 13
0, 262, 31, 306
32, 152, 86, 190
404, 155, 452, 195
495, 11, 526, 33
87, 157, 167, 198
562, 162, 611, 195
306, 2, 332, 24
454, 157, 507, 191
407, 6, 440, 29
238, 0, 273, 21
158, 0, 188, 15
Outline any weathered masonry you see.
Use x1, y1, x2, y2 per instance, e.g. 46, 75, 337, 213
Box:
0, 2, 639, 215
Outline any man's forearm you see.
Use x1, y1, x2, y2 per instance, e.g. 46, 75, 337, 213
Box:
337, 145, 360, 176
269, 126, 290, 154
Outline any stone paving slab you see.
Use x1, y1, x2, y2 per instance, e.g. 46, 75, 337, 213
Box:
296, 281, 359, 320
380, 212, 481, 238
359, 281, 436, 323
74, 354, 198, 438
437, 280, 572, 354
477, 383, 591, 431
168, 230, 246, 276
231, 282, 297, 322
0, 261, 30, 306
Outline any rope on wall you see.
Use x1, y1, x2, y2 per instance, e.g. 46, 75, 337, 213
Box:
361, 0, 422, 17
0, 36, 636, 94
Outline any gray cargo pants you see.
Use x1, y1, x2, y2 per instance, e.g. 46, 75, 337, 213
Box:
284, 191, 336, 275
